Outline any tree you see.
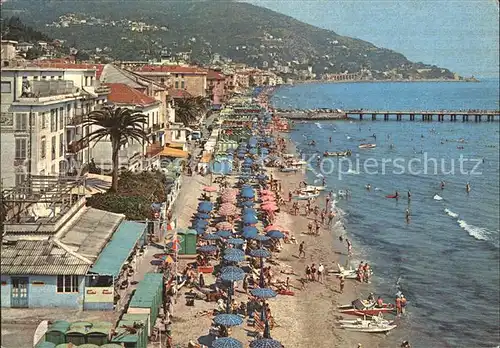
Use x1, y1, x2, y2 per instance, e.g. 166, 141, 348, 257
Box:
80, 106, 149, 192
174, 96, 209, 126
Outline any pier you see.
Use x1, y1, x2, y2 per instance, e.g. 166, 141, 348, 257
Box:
346, 110, 500, 122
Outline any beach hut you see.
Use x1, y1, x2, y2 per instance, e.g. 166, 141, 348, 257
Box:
111, 320, 147, 348
66, 322, 92, 346
122, 313, 150, 337
127, 273, 163, 336
86, 321, 113, 345
45, 320, 70, 345
177, 229, 197, 255
35, 342, 56, 348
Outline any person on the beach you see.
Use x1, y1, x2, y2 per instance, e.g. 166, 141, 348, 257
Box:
339, 276, 345, 293
440, 180, 445, 190
243, 274, 249, 294
401, 295, 407, 314
305, 265, 311, 281
311, 263, 317, 281
328, 212, 335, 225
299, 241, 305, 258
307, 221, 313, 235
367, 292, 375, 302
401, 340, 411, 348
363, 263, 371, 283
357, 262, 364, 282
288, 191, 292, 202
346, 239, 352, 256
315, 222, 321, 236
396, 296, 402, 316
322, 177, 326, 186
314, 205, 319, 217
466, 182, 471, 193
339, 235, 343, 242
318, 263, 325, 283
329, 136, 332, 143
325, 195, 330, 208
199, 273, 205, 288
286, 277, 290, 291
320, 209, 326, 224
407, 190, 411, 200
376, 296, 384, 308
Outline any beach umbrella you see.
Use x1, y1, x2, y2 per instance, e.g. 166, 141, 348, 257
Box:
260, 190, 273, 195
203, 186, 218, 192
213, 314, 244, 327
223, 252, 245, 263
201, 233, 221, 241
242, 226, 258, 235
264, 225, 282, 232
261, 195, 275, 202
266, 230, 285, 239
195, 227, 206, 235
261, 204, 278, 212
252, 234, 271, 242
227, 238, 245, 245
198, 202, 213, 213
216, 222, 233, 230
243, 214, 258, 225
224, 248, 245, 257
216, 230, 232, 238
249, 339, 282, 348
250, 287, 277, 299
193, 219, 209, 227
241, 188, 255, 199
242, 207, 257, 215
250, 248, 271, 259
212, 337, 243, 348
240, 200, 254, 207
249, 148, 258, 155
221, 196, 237, 204
221, 267, 246, 282
198, 245, 219, 253
195, 212, 210, 219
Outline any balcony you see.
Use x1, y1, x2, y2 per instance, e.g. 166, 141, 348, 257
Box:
152, 123, 163, 132
67, 139, 89, 154
146, 142, 163, 158
18, 80, 78, 101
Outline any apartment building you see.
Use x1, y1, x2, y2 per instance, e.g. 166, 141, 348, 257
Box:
0, 64, 109, 188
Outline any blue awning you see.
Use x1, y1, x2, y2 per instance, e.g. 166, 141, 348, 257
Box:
90, 221, 146, 277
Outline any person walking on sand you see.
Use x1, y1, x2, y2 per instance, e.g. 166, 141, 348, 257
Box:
339, 276, 345, 293
315, 222, 321, 236
318, 263, 325, 283
307, 221, 313, 235
346, 239, 352, 256
288, 191, 292, 202
328, 211, 335, 225
320, 209, 326, 224
311, 263, 317, 281
305, 265, 311, 281
286, 276, 290, 291
299, 241, 305, 258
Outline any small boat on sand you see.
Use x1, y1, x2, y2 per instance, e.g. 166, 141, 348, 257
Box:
293, 193, 320, 200
330, 264, 373, 279
282, 154, 295, 159
280, 167, 299, 173
290, 160, 307, 166
301, 185, 326, 193
324, 151, 352, 157
338, 314, 392, 326
339, 299, 395, 317
340, 320, 397, 333
359, 143, 376, 149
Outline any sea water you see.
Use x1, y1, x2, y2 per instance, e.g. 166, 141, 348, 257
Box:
272, 80, 500, 347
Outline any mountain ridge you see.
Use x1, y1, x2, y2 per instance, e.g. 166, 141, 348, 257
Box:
1, 0, 456, 79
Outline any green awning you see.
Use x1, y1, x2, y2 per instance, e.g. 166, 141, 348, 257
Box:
90, 221, 146, 277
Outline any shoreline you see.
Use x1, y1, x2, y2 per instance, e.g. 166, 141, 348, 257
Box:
291, 78, 479, 85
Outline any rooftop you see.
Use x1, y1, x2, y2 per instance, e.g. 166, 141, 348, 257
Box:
168, 88, 192, 99
1, 239, 91, 275
59, 207, 124, 261
105, 83, 159, 107
207, 70, 225, 80
135, 65, 207, 74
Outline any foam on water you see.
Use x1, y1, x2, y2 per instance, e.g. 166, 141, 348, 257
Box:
457, 219, 494, 242
444, 208, 459, 218
433, 194, 443, 200
315, 122, 323, 129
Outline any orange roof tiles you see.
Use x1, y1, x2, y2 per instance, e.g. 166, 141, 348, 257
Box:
136, 65, 207, 74
168, 88, 193, 99
30, 61, 105, 78
105, 83, 158, 106
207, 70, 225, 80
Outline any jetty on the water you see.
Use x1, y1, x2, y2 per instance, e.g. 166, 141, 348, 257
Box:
275, 108, 500, 122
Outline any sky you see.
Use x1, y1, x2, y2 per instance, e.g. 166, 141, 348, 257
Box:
247, 0, 500, 77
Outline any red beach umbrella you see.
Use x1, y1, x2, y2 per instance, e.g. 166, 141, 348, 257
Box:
216, 222, 233, 230
203, 186, 218, 192
261, 204, 278, 212
264, 224, 282, 232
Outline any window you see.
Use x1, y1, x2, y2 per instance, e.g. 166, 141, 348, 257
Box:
181, 74, 185, 78
41, 112, 47, 129
57, 275, 79, 293
59, 134, 64, 157
175, 81, 179, 88
15, 173, 26, 186
50, 76, 55, 80
1, 81, 12, 93
15, 138, 27, 160
51, 136, 56, 160
50, 109, 57, 132
175, 74, 179, 78
33, 76, 39, 80
40, 136, 46, 159
59, 107, 64, 129
58, 76, 63, 80
15, 113, 28, 131
42, 76, 47, 80
67, 104, 71, 116
85, 76, 89, 86
181, 80, 185, 89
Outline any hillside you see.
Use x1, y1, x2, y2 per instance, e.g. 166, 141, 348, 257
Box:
1, 0, 455, 79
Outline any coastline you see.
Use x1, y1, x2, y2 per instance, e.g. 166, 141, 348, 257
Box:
291, 78, 479, 85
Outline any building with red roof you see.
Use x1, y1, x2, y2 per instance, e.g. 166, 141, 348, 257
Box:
207, 69, 226, 106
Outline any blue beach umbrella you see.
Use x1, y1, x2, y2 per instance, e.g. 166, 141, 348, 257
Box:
201, 233, 221, 240
249, 148, 258, 155
242, 207, 257, 215
266, 230, 285, 239
243, 214, 258, 225
250, 248, 271, 259
216, 230, 232, 238
241, 188, 255, 199
223, 248, 245, 257
242, 226, 258, 237
253, 234, 271, 242
249, 339, 282, 348
212, 337, 243, 348
221, 267, 246, 282
223, 252, 245, 263
250, 287, 277, 299
213, 314, 244, 327
198, 202, 213, 213
193, 219, 209, 227
195, 227, 206, 235
198, 245, 219, 253
195, 212, 210, 219
227, 238, 245, 245
240, 200, 254, 207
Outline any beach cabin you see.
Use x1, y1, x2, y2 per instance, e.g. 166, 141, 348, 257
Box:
45, 320, 70, 346
177, 229, 197, 255
86, 321, 113, 345
110, 319, 148, 348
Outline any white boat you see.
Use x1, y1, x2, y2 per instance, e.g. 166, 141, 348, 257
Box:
359, 143, 377, 149
301, 185, 326, 193
433, 194, 443, 201
290, 160, 307, 166
338, 315, 392, 326
283, 154, 295, 159
293, 193, 320, 200
329, 264, 373, 279
341, 320, 397, 333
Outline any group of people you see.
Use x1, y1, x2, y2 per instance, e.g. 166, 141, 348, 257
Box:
305, 263, 325, 283
357, 261, 371, 283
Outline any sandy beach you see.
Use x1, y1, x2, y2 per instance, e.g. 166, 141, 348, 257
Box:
167, 126, 389, 347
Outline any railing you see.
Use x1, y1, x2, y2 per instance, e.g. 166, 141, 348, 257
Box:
67, 139, 89, 154
152, 123, 162, 131
67, 114, 84, 126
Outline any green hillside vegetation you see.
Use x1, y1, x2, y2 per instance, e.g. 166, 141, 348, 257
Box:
2, 0, 455, 78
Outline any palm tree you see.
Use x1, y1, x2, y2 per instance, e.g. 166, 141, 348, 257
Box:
174, 96, 210, 127
80, 106, 149, 192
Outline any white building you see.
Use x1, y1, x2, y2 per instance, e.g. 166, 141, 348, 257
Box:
0, 64, 109, 188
